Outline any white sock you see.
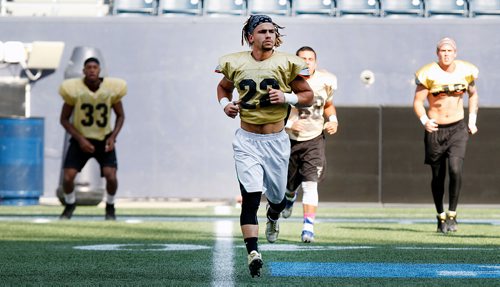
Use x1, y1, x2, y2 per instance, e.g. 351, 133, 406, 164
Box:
106, 194, 115, 205
303, 213, 315, 233
303, 222, 314, 233
64, 191, 76, 205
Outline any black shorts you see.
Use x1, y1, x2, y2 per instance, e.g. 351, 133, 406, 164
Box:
287, 134, 327, 191
63, 135, 118, 173
424, 120, 469, 165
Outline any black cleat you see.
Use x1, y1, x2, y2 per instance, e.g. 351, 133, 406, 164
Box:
446, 213, 458, 232
60, 203, 76, 220
105, 203, 116, 221
436, 214, 448, 234
248, 250, 263, 278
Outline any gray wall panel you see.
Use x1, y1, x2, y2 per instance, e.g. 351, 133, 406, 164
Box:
320, 107, 380, 202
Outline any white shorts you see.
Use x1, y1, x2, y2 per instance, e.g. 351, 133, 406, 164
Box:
232, 128, 290, 204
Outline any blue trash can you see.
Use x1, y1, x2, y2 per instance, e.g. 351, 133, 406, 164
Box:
0, 117, 44, 205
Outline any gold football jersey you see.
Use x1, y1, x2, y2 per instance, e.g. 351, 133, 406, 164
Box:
415, 60, 478, 96
216, 51, 308, 125
59, 77, 127, 141
287, 69, 337, 141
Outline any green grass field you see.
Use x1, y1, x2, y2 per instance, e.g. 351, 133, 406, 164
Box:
0, 204, 499, 286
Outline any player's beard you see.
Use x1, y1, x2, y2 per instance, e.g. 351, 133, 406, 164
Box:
262, 42, 274, 52
260, 38, 275, 50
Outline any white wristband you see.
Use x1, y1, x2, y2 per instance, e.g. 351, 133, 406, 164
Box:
419, 114, 430, 126
284, 93, 298, 105
219, 97, 231, 110
285, 120, 294, 129
328, 115, 338, 123
469, 113, 477, 126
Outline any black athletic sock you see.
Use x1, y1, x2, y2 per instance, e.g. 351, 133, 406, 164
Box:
244, 237, 258, 254
267, 197, 287, 221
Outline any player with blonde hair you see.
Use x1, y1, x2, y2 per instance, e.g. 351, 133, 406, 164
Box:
413, 37, 479, 233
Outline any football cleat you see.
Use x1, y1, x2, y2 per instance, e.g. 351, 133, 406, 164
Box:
265, 204, 280, 243
265, 219, 280, 243
59, 203, 76, 220
436, 214, 448, 234
446, 213, 458, 232
301, 230, 315, 243
281, 191, 297, 219
247, 250, 263, 277
105, 203, 116, 221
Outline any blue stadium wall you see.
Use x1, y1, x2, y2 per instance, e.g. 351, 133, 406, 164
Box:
1, 17, 499, 203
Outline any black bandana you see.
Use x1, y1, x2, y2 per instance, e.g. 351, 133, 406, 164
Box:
246, 15, 273, 35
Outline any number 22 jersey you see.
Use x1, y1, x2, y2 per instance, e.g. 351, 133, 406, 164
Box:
216, 51, 308, 125
59, 77, 127, 141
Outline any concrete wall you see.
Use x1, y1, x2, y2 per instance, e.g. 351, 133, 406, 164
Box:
1, 16, 499, 202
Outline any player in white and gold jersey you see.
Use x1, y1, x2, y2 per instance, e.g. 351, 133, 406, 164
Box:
413, 37, 479, 234
216, 15, 313, 277
281, 46, 339, 243
59, 57, 127, 221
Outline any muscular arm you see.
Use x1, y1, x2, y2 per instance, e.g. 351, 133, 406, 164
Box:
467, 81, 479, 134
468, 81, 479, 115
413, 84, 438, 132
217, 77, 240, 118
413, 84, 429, 119
268, 75, 313, 107
323, 100, 337, 119
60, 103, 81, 141
290, 75, 314, 107
323, 100, 338, 135
106, 101, 125, 152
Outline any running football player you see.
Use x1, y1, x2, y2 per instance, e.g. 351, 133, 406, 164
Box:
215, 15, 313, 277
413, 37, 479, 233
282, 46, 339, 243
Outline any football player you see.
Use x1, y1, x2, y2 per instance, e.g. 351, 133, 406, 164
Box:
413, 37, 479, 233
59, 57, 127, 221
215, 14, 313, 277
282, 46, 339, 243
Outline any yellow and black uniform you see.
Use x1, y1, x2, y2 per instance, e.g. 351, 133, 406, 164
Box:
415, 60, 478, 165
60, 77, 127, 171
59, 78, 127, 141
286, 69, 337, 191
287, 69, 337, 141
216, 51, 307, 125
215, 51, 307, 205
415, 60, 478, 96
415, 58, 479, 224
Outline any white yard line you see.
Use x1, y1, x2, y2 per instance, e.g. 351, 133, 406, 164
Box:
211, 220, 235, 287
